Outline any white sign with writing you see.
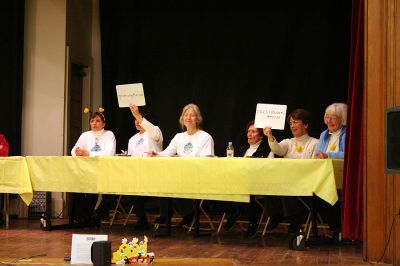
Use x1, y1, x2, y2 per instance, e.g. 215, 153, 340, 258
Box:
70, 234, 108, 264
254, 103, 287, 130
116, 83, 146, 107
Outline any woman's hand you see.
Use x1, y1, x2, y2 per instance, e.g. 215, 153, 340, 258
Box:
263, 127, 274, 141
147, 151, 157, 157
129, 104, 143, 123
75, 147, 89, 156
314, 152, 328, 159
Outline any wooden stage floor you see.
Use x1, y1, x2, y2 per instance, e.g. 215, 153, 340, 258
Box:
0, 218, 370, 265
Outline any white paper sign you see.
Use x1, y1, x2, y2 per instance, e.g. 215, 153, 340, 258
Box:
116, 83, 146, 107
70, 234, 108, 264
254, 103, 287, 130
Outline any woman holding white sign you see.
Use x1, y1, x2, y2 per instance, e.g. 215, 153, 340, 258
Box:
263, 108, 319, 233
149, 103, 215, 227
263, 108, 318, 159
125, 103, 164, 230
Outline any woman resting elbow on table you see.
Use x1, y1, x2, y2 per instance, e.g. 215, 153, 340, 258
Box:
149, 103, 215, 227
69, 108, 116, 226
263, 108, 319, 234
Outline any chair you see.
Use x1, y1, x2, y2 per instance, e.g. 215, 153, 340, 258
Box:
1, 193, 10, 228
187, 200, 216, 232
109, 195, 133, 226
217, 196, 266, 236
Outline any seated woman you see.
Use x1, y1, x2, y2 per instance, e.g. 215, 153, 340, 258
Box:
150, 103, 214, 226
0, 134, 9, 156
263, 108, 319, 233
71, 109, 116, 157
70, 108, 116, 225
314, 103, 347, 159
126, 104, 163, 230
223, 121, 272, 237
0, 133, 9, 224
314, 102, 347, 232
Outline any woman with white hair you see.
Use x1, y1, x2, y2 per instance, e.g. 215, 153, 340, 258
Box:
314, 103, 347, 159
313, 102, 347, 234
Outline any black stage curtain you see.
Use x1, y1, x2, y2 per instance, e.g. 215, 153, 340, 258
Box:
0, 1, 24, 155
99, 0, 350, 156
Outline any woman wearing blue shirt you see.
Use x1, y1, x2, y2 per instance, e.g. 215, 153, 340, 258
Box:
314, 103, 347, 159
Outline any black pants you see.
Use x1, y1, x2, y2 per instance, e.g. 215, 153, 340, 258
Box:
226, 196, 264, 224
71, 193, 98, 223
159, 198, 194, 218
315, 196, 341, 231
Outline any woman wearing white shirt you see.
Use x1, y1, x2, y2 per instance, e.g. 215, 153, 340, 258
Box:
151, 103, 215, 227
263, 109, 319, 159
71, 111, 116, 156
127, 104, 163, 156
70, 109, 116, 226
263, 108, 318, 233
154, 103, 214, 157
126, 104, 164, 230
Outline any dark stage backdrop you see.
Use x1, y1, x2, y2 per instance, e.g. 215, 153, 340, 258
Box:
0, 1, 24, 156
99, 0, 350, 156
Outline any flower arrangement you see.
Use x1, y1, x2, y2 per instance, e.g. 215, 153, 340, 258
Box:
112, 236, 155, 265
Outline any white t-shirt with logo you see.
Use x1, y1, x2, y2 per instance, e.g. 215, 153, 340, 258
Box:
127, 120, 163, 156
158, 130, 214, 157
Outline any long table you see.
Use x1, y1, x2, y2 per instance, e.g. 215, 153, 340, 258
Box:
1, 156, 343, 206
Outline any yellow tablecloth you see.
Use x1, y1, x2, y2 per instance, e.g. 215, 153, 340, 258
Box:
0, 156, 343, 206
0, 157, 33, 205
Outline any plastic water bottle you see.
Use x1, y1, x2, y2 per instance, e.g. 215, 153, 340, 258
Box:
226, 142, 234, 157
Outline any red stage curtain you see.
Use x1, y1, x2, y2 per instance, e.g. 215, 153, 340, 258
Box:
342, 0, 364, 241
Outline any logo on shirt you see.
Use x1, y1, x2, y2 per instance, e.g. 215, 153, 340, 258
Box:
91, 144, 102, 152
91, 137, 102, 152
183, 142, 193, 154
135, 138, 144, 148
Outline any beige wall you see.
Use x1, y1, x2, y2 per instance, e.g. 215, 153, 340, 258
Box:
91, 0, 102, 112
22, 0, 102, 155
22, 0, 67, 156
21, 0, 102, 217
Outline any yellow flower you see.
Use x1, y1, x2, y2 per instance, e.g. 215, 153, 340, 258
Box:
98, 107, 104, 113
328, 144, 336, 151
83, 107, 90, 113
295, 145, 304, 153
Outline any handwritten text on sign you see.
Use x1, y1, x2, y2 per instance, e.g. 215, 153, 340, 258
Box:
254, 103, 287, 130
116, 83, 146, 107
